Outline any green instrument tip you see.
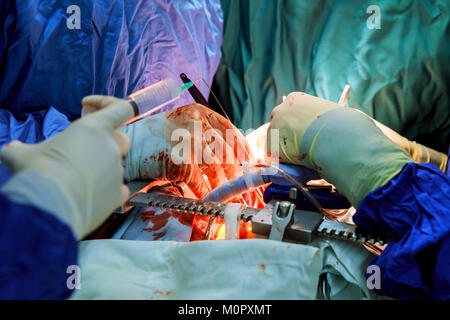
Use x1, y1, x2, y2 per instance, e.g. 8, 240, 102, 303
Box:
180, 81, 194, 92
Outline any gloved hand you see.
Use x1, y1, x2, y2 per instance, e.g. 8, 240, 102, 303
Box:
0, 97, 134, 239
111, 102, 252, 199
368, 118, 448, 172
268, 92, 413, 207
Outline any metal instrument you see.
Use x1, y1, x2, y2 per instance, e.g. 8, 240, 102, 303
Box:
120, 191, 388, 245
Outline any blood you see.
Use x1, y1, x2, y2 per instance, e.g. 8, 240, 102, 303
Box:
311, 159, 322, 172
260, 263, 266, 273
141, 208, 193, 238
154, 290, 172, 297
190, 215, 211, 241
239, 221, 256, 239
150, 290, 173, 299
167, 106, 186, 119
167, 104, 251, 162
151, 230, 167, 240
160, 104, 253, 198
190, 215, 255, 241
140, 210, 156, 221
141, 210, 171, 231
138, 104, 262, 241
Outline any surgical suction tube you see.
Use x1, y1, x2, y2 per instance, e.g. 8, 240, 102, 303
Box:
203, 164, 326, 214
203, 170, 270, 202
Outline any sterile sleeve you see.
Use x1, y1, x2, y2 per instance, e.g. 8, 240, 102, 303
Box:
354, 163, 450, 299
0, 181, 77, 299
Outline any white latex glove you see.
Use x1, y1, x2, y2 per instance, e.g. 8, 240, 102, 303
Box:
268, 92, 412, 207
0, 97, 134, 239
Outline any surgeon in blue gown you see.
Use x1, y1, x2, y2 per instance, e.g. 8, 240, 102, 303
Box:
269, 92, 450, 300
0, 0, 223, 299
0, 1, 449, 300
0, 96, 136, 299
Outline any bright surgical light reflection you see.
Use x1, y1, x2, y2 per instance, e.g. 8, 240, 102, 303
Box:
245, 123, 270, 163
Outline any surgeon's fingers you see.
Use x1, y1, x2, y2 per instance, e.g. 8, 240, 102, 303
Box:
88, 98, 134, 129
0, 140, 29, 172
82, 95, 122, 111
113, 131, 131, 155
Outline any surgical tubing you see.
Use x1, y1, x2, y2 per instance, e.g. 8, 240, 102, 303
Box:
203, 170, 270, 202
203, 165, 325, 215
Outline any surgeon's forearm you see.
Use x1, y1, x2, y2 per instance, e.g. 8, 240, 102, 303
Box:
0, 190, 77, 299
1, 169, 80, 238
370, 118, 447, 171
299, 108, 413, 207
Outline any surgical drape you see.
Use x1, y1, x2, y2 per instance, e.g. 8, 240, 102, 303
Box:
214, 0, 450, 152
0, 0, 223, 149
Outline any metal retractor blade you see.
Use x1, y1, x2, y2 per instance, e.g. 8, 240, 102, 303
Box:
127, 192, 388, 245
317, 219, 388, 245
127, 192, 258, 221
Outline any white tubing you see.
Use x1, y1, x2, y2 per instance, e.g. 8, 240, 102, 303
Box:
203, 170, 269, 202
224, 203, 242, 240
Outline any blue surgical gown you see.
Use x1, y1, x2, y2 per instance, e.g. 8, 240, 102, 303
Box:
0, 0, 223, 121
0, 108, 75, 299
354, 161, 450, 300
0, 0, 223, 299
0, 192, 77, 299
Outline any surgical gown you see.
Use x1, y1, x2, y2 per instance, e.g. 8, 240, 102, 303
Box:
0, 0, 223, 148
355, 162, 450, 299
0, 192, 77, 299
0, 0, 223, 299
